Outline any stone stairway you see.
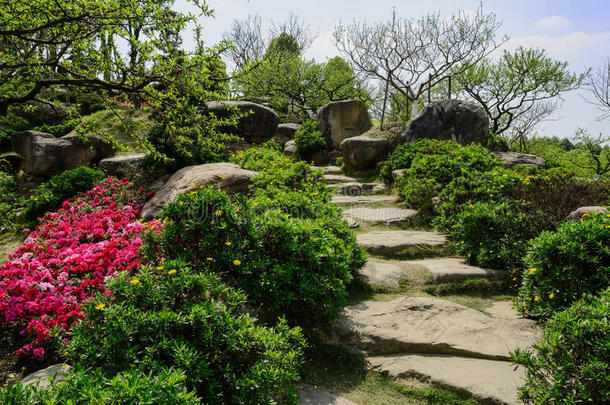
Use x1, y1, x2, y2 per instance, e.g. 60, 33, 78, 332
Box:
310, 167, 541, 405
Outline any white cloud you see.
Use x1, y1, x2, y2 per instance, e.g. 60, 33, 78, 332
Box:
303, 30, 337, 61
535, 15, 571, 30
503, 31, 610, 64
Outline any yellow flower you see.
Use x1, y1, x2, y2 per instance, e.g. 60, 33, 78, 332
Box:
131, 278, 140, 285
215, 210, 223, 216
167, 269, 177, 275
513, 307, 517, 311
521, 302, 527, 307
155, 266, 163, 270
225, 241, 232, 246
95, 303, 106, 310
206, 257, 214, 261
233, 259, 241, 266
534, 296, 540, 302
529, 267, 536, 274
549, 293, 555, 299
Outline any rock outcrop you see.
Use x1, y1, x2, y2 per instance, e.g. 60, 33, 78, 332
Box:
141, 162, 257, 220
494, 151, 546, 168
272, 123, 301, 146
205, 101, 279, 144
99, 153, 147, 179
317, 100, 373, 149
340, 135, 389, 172
401, 100, 489, 146
12, 130, 112, 176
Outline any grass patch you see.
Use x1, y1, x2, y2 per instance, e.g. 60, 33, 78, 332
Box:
303, 337, 479, 405
423, 275, 514, 297
0, 233, 21, 264
384, 243, 456, 261
68, 108, 154, 153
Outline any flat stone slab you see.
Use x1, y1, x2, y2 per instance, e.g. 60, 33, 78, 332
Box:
323, 174, 361, 184
368, 354, 523, 405
21, 364, 71, 389
335, 297, 540, 360
344, 207, 417, 227
314, 166, 343, 175
333, 182, 386, 196
332, 195, 399, 205
357, 231, 446, 256
485, 301, 521, 320
359, 259, 406, 289
298, 385, 358, 405
404, 258, 500, 282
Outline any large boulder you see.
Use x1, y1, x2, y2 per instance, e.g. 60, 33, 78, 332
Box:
11, 130, 112, 176
494, 151, 546, 168
340, 135, 389, 172
401, 99, 489, 146
272, 123, 301, 147
205, 101, 279, 144
141, 162, 257, 220
99, 153, 147, 179
13, 101, 69, 127
317, 100, 373, 149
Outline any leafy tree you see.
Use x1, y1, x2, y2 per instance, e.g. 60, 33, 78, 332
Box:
452, 47, 583, 141
237, 50, 369, 122
571, 128, 610, 179
0, 0, 240, 165
334, 6, 503, 127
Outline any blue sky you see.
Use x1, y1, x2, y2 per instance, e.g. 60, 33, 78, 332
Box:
178, 0, 610, 139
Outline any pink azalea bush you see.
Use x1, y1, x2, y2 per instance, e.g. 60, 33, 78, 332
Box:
0, 177, 160, 356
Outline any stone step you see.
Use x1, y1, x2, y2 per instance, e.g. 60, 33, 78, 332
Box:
356, 231, 446, 256
368, 354, 523, 405
323, 174, 362, 184
334, 297, 540, 361
314, 166, 343, 175
343, 207, 418, 228
332, 195, 399, 205
329, 182, 387, 196
298, 385, 358, 405
359, 259, 407, 289
402, 258, 501, 283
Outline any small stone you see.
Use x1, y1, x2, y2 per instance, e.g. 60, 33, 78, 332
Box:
568, 206, 608, 220
21, 364, 71, 389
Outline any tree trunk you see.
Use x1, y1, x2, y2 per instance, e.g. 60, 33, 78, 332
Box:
380, 78, 389, 130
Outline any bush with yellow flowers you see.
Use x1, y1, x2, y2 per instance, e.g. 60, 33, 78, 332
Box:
511, 289, 610, 404
64, 260, 305, 404
516, 213, 610, 318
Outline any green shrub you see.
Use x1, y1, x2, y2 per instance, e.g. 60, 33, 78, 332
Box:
22, 167, 105, 221
294, 120, 326, 160
1, 368, 201, 404
66, 262, 304, 404
512, 290, 610, 404
434, 167, 522, 230
396, 176, 439, 214
487, 133, 509, 151
230, 145, 294, 173
32, 117, 81, 137
512, 171, 610, 226
396, 141, 502, 214
144, 186, 365, 326
379, 139, 456, 184
516, 214, 610, 318
451, 201, 550, 270
0, 172, 23, 233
